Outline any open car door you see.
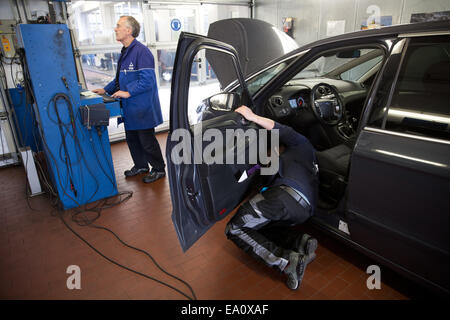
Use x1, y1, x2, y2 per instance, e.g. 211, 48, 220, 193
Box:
167, 32, 263, 252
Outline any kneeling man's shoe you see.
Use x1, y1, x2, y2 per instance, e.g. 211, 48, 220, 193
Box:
143, 169, 165, 183
284, 252, 306, 290
295, 234, 318, 265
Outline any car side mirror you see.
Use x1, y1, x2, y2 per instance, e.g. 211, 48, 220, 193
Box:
208, 92, 240, 112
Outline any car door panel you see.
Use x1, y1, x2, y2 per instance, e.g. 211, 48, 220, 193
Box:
347, 35, 450, 293
167, 32, 259, 252
345, 34, 450, 293
348, 129, 450, 291
168, 114, 261, 252
195, 113, 261, 219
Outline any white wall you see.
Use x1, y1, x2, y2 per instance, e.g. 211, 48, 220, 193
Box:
255, 0, 450, 46
0, 1, 14, 20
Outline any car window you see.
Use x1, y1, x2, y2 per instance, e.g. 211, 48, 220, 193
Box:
385, 36, 450, 140
294, 48, 380, 80
243, 60, 292, 96
240, 48, 383, 97
340, 55, 383, 81
188, 48, 242, 125
366, 39, 406, 128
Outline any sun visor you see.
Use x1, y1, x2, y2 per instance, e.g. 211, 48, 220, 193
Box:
207, 18, 298, 88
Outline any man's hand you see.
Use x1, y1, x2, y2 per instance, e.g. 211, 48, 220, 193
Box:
92, 88, 105, 95
235, 105, 256, 122
111, 90, 131, 99
235, 105, 275, 130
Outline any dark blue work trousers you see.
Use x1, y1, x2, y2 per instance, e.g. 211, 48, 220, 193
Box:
125, 128, 165, 172
225, 186, 311, 273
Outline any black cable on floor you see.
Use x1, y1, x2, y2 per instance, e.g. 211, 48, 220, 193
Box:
65, 190, 197, 300
34, 163, 197, 300
58, 209, 196, 300
91, 224, 197, 300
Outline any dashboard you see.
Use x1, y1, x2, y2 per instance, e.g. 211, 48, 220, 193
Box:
268, 86, 310, 118
265, 78, 367, 127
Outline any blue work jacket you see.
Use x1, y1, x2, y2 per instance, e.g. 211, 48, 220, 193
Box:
271, 122, 319, 214
104, 39, 163, 130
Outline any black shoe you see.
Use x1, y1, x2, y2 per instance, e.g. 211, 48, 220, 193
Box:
142, 169, 165, 183
124, 166, 149, 177
284, 252, 306, 290
295, 234, 318, 265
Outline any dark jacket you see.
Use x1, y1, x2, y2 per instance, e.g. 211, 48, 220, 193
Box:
104, 39, 163, 130
271, 122, 319, 214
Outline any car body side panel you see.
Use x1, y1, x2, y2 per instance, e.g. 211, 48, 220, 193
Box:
347, 129, 450, 292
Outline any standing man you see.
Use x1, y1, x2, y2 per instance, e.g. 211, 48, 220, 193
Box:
225, 106, 319, 290
93, 16, 166, 184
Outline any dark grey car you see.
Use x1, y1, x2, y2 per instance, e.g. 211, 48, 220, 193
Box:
166, 18, 450, 295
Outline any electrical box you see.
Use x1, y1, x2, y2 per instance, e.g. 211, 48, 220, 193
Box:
282, 17, 294, 38
0, 20, 17, 58
80, 104, 110, 129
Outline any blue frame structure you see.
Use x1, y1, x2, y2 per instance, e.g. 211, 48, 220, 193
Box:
16, 24, 119, 209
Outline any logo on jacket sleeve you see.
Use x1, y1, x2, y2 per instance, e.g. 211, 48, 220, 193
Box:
128, 62, 134, 70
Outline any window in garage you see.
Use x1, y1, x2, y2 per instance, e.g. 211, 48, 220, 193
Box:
147, 3, 251, 124
67, 0, 251, 141
69, 1, 145, 47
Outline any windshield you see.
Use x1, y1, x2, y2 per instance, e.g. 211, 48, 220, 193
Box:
245, 61, 292, 96
234, 48, 384, 97
294, 48, 384, 81
340, 55, 383, 81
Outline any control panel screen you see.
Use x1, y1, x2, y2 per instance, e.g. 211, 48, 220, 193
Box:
289, 99, 297, 109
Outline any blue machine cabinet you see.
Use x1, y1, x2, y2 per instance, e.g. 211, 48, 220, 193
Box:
9, 87, 41, 152
16, 24, 118, 209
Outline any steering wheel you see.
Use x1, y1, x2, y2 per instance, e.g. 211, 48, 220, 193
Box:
310, 83, 344, 126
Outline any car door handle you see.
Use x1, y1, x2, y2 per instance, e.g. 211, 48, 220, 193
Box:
186, 187, 198, 197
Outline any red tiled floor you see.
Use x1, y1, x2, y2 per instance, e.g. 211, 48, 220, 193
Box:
0, 132, 435, 300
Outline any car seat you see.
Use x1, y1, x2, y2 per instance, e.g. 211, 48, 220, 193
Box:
315, 143, 352, 206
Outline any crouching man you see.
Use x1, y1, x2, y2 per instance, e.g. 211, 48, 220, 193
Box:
225, 105, 319, 290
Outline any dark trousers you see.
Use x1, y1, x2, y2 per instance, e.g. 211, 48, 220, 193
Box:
125, 128, 165, 172
225, 187, 311, 272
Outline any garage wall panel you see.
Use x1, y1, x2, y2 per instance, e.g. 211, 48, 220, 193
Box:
278, 0, 321, 46
317, 0, 357, 40
0, 1, 14, 19
354, 0, 404, 28
401, 0, 450, 24
255, 0, 450, 46
254, 0, 278, 28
